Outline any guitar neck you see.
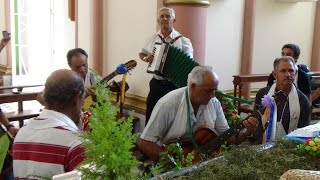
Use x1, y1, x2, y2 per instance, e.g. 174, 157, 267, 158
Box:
201, 108, 265, 154
100, 71, 118, 84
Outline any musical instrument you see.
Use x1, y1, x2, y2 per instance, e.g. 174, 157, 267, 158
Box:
83, 60, 137, 109
165, 91, 288, 163
147, 43, 199, 88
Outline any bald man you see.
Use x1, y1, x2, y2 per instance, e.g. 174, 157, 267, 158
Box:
13, 69, 86, 178
137, 66, 258, 161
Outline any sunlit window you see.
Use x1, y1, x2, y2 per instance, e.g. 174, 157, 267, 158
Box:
10, 0, 75, 86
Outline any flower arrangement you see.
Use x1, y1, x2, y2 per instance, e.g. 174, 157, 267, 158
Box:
296, 137, 320, 157
215, 90, 241, 126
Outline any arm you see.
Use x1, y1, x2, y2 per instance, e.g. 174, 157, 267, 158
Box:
0, 37, 10, 53
0, 110, 19, 136
137, 139, 162, 161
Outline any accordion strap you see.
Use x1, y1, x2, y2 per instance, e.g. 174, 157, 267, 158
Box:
158, 34, 182, 44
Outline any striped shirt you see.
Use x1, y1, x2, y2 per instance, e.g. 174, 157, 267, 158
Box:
13, 111, 85, 179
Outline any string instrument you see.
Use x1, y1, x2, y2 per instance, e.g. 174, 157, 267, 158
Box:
83, 60, 137, 109
168, 90, 288, 163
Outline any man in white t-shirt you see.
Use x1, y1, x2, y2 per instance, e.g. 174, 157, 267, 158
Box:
137, 66, 258, 161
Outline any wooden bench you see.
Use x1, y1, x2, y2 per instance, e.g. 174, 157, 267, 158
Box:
0, 85, 42, 127
232, 74, 269, 114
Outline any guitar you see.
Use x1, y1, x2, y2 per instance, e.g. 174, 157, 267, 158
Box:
170, 90, 288, 163
83, 60, 137, 109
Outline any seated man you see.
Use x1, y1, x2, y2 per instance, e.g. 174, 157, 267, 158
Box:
13, 69, 86, 178
37, 48, 97, 106
267, 43, 320, 103
137, 66, 258, 161
254, 56, 310, 143
67, 48, 97, 90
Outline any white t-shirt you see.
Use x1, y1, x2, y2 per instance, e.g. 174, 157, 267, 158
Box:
140, 87, 229, 146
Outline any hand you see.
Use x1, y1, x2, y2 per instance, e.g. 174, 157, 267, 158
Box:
85, 87, 95, 97
143, 54, 154, 63
7, 126, 19, 136
1, 37, 11, 47
243, 116, 258, 136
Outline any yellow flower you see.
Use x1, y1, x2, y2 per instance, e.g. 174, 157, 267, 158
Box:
314, 137, 320, 143
312, 146, 318, 151
309, 141, 315, 146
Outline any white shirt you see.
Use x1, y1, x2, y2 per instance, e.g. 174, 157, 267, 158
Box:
140, 87, 229, 146
141, 28, 194, 80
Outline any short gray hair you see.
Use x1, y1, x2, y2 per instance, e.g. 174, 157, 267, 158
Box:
44, 70, 84, 107
187, 66, 214, 86
158, 7, 176, 20
273, 56, 297, 72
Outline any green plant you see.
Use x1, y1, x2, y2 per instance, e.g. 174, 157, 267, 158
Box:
216, 90, 241, 126
78, 82, 139, 179
147, 142, 194, 177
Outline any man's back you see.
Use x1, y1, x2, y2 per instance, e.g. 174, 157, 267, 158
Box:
13, 118, 84, 179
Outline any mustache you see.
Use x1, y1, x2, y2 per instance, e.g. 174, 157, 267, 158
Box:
285, 76, 294, 81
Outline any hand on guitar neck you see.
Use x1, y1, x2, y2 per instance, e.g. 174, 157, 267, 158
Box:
83, 60, 137, 109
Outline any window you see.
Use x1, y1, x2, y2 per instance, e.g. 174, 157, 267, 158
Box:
10, 0, 75, 85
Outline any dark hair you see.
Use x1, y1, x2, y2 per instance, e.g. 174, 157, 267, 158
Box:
66, 48, 88, 65
282, 44, 300, 57
44, 72, 84, 107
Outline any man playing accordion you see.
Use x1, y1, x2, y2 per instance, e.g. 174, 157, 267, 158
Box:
139, 7, 194, 126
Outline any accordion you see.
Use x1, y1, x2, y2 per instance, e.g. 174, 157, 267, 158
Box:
147, 42, 199, 88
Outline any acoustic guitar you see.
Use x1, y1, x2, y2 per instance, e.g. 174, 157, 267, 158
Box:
168, 90, 288, 163
83, 60, 137, 109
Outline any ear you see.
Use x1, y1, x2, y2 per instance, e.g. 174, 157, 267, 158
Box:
72, 91, 83, 106
272, 70, 277, 79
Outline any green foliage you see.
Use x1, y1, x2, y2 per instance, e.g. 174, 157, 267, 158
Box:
173, 139, 320, 180
78, 82, 139, 179
216, 90, 241, 126
149, 142, 194, 177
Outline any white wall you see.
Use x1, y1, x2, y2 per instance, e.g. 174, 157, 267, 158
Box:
205, 0, 244, 90
103, 0, 158, 97
0, 0, 7, 65
79, 0, 317, 96
77, 0, 92, 67
252, 0, 316, 75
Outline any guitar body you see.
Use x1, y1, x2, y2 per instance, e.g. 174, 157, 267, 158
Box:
180, 127, 220, 163
83, 96, 94, 110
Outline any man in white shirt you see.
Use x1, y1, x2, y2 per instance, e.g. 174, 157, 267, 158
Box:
139, 7, 194, 125
137, 66, 258, 161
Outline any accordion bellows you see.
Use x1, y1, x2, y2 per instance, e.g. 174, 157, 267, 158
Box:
163, 46, 199, 87
147, 43, 199, 88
